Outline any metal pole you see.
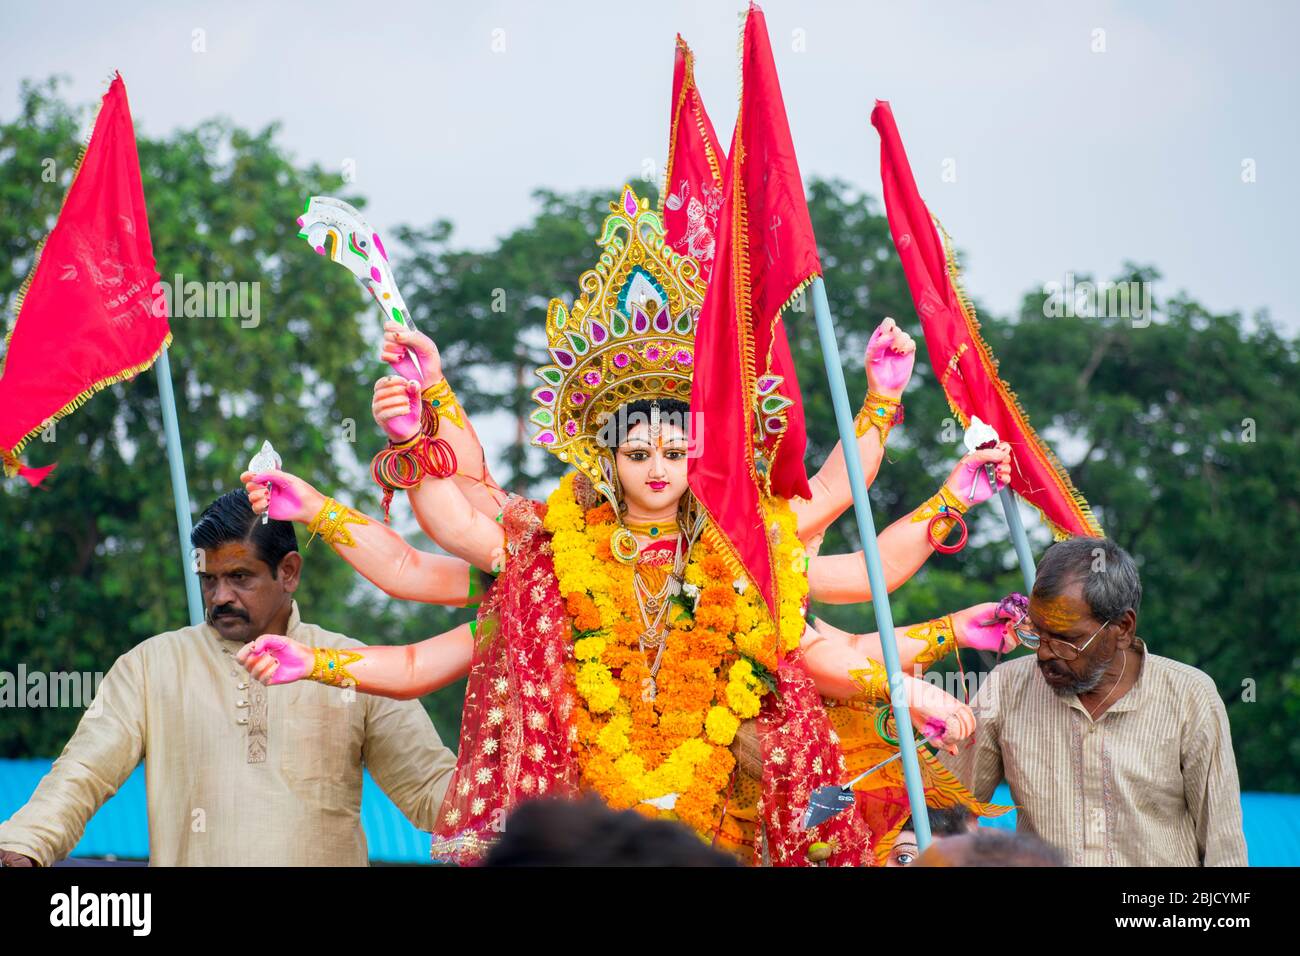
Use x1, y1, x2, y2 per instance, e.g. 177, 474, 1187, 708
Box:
997, 487, 1037, 593
808, 277, 933, 850
154, 347, 203, 626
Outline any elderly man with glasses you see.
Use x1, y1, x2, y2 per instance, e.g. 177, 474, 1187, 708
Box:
941, 538, 1247, 866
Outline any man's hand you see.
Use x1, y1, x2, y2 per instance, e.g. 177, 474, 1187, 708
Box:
381, 321, 442, 390
0, 849, 36, 867
237, 635, 314, 686
864, 316, 916, 399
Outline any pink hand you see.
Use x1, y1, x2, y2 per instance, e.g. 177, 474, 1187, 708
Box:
247, 471, 304, 521
865, 318, 916, 398
245, 635, 312, 685
922, 717, 949, 746
372, 377, 422, 443
944, 443, 1012, 507
956, 595, 1026, 653
382, 369, 422, 438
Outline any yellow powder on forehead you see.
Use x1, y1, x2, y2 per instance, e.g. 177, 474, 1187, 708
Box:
1031, 593, 1089, 633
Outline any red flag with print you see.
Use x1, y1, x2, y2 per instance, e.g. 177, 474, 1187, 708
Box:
871, 100, 1101, 538
0, 73, 170, 485
661, 35, 726, 287
689, 2, 818, 623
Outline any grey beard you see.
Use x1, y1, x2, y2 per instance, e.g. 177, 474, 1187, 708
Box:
1048, 656, 1109, 697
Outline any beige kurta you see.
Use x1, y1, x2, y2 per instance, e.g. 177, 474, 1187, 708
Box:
0, 602, 458, 866
940, 638, 1248, 866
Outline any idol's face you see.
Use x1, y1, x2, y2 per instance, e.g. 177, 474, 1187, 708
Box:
887, 830, 919, 867
614, 419, 690, 517
198, 541, 299, 642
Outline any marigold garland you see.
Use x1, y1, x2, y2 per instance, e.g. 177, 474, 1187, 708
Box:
543, 471, 809, 840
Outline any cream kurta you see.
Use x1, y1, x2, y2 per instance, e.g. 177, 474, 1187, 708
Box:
940, 639, 1248, 866
0, 602, 457, 866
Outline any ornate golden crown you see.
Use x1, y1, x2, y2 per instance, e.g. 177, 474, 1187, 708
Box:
530, 185, 705, 507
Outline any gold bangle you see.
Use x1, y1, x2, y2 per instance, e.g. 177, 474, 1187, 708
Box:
422, 379, 465, 429
848, 660, 892, 702
854, 390, 902, 444
907, 614, 958, 670
911, 484, 968, 538
309, 646, 363, 688
307, 497, 368, 549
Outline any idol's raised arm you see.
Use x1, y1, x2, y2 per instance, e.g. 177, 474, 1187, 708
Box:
372, 320, 510, 518
790, 317, 914, 542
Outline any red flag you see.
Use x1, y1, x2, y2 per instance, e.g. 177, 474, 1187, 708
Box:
870, 100, 1101, 539
0, 73, 170, 484
689, 2, 818, 623
661, 35, 726, 287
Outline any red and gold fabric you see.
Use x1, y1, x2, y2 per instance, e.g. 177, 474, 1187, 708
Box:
690, 5, 821, 632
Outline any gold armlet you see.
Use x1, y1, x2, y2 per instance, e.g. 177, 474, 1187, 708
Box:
309, 646, 363, 688
854, 390, 903, 444
911, 484, 968, 537
422, 379, 465, 430
307, 497, 369, 549
848, 660, 892, 702
907, 614, 958, 670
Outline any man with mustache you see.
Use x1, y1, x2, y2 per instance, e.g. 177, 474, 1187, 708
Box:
941, 538, 1247, 866
0, 491, 459, 866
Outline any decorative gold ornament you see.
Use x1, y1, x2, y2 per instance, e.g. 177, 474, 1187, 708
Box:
908, 614, 958, 670
307, 497, 368, 549
854, 390, 903, 444
911, 484, 969, 539
309, 646, 363, 688
609, 525, 641, 564
422, 379, 465, 429
529, 185, 705, 511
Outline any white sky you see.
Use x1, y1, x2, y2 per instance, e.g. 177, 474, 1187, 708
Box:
3, 0, 1297, 335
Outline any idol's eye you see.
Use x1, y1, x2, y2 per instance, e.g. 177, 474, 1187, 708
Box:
665, 450, 687, 461
896, 852, 915, 866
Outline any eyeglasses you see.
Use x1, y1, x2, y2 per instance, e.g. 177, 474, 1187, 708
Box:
1012, 613, 1111, 661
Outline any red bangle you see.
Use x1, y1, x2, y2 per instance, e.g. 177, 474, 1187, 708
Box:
928, 509, 968, 554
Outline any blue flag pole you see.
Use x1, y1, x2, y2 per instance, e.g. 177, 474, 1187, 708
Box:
997, 487, 1037, 593
808, 277, 934, 850
155, 347, 203, 626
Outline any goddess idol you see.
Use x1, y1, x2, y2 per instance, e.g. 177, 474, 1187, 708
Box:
237, 187, 1019, 865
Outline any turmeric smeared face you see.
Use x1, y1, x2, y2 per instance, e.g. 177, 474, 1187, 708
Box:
1032, 593, 1087, 634
1027, 580, 1111, 695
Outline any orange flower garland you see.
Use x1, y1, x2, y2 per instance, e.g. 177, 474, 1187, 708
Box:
543, 472, 808, 841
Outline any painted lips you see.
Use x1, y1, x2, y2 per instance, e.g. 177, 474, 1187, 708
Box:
648, 481, 669, 491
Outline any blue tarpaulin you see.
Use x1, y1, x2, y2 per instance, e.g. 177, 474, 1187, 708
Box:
0, 758, 431, 864
1, 759, 1296, 864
